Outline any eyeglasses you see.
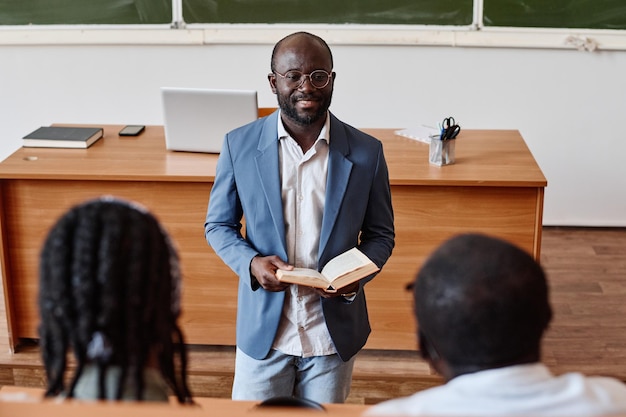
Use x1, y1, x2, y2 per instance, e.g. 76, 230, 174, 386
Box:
272, 69, 333, 89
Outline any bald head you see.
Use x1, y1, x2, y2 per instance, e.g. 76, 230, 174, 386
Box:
270, 31, 334, 72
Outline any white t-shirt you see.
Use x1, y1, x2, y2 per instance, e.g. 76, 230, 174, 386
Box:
365, 363, 626, 417
72, 364, 169, 402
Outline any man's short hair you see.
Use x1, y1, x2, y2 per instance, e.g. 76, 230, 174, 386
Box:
414, 233, 552, 369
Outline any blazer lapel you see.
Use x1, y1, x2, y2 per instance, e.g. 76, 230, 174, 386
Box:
319, 115, 353, 259
254, 113, 287, 253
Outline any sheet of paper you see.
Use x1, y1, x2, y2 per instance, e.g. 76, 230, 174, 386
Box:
395, 125, 439, 144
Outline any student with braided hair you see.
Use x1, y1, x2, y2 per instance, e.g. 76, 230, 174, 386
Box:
38, 197, 193, 403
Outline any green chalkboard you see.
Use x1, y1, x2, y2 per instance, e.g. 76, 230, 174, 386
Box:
2, 0, 626, 30
182, 0, 474, 25
0, 0, 171, 25
484, 0, 626, 30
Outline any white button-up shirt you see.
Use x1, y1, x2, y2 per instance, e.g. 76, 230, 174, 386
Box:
365, 363, 626, 416
271, 113, 336, 357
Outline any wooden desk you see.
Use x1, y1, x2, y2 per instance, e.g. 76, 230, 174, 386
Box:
0, 386, 368, 417
0, 400, 367, 417
0, 125, 546, 352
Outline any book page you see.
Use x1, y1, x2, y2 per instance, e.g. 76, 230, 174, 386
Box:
320, 247, 371, 281
275, 268, 331, 289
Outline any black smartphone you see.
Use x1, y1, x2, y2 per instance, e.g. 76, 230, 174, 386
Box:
119, 125, 145, 136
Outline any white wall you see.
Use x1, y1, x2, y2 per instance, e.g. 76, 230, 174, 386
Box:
1, 40, 625, 226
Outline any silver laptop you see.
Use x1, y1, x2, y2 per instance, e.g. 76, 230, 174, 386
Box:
161, 87, 258, 153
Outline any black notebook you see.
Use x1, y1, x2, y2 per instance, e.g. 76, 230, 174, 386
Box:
22, 126, 103, 149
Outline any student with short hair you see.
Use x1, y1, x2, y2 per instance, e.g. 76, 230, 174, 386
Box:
366, 233, 626, 417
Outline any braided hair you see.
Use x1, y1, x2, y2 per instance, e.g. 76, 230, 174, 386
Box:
38, 197, 193, 403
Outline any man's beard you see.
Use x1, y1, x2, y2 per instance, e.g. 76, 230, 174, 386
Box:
278, 93, 332, 126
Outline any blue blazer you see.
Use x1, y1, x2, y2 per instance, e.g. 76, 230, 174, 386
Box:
204, 111, 395, 361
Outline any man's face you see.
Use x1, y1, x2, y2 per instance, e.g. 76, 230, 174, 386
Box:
269, 37, 335, 126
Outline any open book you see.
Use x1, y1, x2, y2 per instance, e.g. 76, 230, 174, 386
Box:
275, 247, 379, 293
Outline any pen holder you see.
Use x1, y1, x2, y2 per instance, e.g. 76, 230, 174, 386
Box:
429, 137, 456, 166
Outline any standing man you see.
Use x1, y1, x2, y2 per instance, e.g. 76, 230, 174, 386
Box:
204, 31, 395, 403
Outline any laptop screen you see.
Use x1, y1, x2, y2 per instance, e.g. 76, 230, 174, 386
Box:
161, 87, 258, 153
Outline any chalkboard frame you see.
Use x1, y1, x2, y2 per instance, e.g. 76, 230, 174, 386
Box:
1, 0, 626, 51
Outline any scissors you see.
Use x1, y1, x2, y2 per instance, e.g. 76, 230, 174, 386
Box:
440, 116, 461, 140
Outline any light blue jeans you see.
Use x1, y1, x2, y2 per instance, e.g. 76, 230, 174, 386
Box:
232, 347, 355, 403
